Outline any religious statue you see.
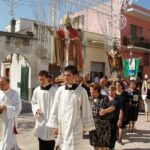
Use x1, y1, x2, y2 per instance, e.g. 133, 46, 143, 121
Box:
106, 41, 123, 77
53, 15, 83, 70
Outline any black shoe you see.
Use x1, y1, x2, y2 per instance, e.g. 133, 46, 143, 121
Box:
118, 139, 123, 145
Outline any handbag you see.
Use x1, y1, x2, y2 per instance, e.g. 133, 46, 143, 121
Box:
99, 97, 115, 120
101, 111, 115, 120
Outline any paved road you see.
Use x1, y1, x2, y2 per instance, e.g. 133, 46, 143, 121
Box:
16, 112, 150, 150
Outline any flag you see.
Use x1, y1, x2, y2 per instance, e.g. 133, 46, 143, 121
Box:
123, 58, 140, 79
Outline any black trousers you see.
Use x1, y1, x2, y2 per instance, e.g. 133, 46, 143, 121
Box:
38, 138, 55, 150
109, 122, 117, 149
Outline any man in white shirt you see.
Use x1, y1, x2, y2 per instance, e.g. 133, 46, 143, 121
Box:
142, 74, 149, 93
47, 65, 95, 150
99, 77, 108, 96
31, 70, 56, 150
0, 77, 22, 150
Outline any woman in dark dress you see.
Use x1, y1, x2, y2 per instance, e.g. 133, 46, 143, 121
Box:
127, 80, 141, 132
115, 81, 130, 144
89, 83, 112, 150
104, 85, 123, 150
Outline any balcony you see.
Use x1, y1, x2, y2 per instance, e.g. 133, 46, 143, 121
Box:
123, 36, 150, 49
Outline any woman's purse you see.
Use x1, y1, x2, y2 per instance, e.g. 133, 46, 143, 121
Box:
99, 97, 115, 120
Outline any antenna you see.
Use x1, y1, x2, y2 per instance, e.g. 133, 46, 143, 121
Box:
4, 0, 21, 17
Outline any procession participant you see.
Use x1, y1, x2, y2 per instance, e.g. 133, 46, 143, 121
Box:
31, 70, 56, 150
142, 74, 149, 93
89, 83, 112, 150
115, 81, 130, 144
127, 80, 141, 132
80, 72, 91, 97
103, 85, 122, 150
0, 77, 22, 150
142, 79, 150, 122
47, 65, 95, 150
99, 78, 108, 96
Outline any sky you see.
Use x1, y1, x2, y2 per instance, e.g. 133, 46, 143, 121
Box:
0, 0, 149, 31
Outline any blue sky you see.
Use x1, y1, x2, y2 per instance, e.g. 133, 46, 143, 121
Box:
0, 0, 149, 31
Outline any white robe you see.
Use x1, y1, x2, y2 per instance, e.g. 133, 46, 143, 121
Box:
0, 88, 22, 150
31, 86, 56, 141
47, 85, 95, 150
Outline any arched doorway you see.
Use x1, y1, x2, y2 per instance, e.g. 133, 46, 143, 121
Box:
1, 53, 31, 101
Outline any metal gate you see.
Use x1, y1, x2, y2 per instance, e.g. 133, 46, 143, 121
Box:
20, 66, 29, 101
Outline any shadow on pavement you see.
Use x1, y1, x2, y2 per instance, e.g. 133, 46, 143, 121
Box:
21, 101, 32, 113
18, 121, 35, 132
123, 128, 150, 144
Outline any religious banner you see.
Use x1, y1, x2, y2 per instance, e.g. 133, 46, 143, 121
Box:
124, 58, 140, 79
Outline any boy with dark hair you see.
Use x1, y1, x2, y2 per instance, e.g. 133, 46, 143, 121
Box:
31, 70, 56, 150
64, 65, 78, 75
38, 70, 49, 77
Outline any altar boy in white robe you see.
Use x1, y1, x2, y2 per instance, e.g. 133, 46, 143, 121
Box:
0, 77, 22, 150
31, 70, 56, 150
47, 65, 95, 150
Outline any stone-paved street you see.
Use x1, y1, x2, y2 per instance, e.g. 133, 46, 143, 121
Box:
16, 112, 150, 150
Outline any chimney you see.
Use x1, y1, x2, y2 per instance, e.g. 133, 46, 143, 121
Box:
10, 18, 16, 33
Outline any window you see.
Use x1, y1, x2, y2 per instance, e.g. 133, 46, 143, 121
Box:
130, 24, 136, 38
144, 53, 149, 66
130, 24, 143, 38
90, 62, 105, 82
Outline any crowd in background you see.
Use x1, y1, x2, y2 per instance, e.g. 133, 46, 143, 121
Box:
1, 65, 150, 150
73, 72, 149, 150
33, 68, 149, 150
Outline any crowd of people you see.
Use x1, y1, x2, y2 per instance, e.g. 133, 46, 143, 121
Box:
0, 65, 150, 150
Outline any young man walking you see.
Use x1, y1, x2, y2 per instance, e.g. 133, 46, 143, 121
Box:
31, 70, 56, 150
0, 77, 22, 150
47, 65, 95, 150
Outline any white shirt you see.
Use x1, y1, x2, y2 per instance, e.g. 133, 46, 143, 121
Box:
0, 88, 22, 150
31, 86, 56, 141
47, 85, 95, 150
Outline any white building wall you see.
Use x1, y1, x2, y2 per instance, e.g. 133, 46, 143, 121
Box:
15, 19, 33, 32
5, 18, 40, 32
83, 46, 110, 77
10, 54, 21, 95
9, 54, 31, 95
0, 33, 51, 101
83, 32, 110, 77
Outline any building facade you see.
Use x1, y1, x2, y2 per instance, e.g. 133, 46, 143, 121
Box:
121, 4, 150, 78
0, 17, 111, 101
0, 31, 51, 101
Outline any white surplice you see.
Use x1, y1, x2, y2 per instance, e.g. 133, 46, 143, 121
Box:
47, 85, 95, 150
0, 88, 22, 150
31, 86, 56, 141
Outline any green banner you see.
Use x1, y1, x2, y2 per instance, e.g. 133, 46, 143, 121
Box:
123, 58, 140, 79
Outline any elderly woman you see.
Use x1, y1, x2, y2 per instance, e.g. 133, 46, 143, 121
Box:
115, 81, 130, 144
127, 80, 141, 132
89, 83, 114, 150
